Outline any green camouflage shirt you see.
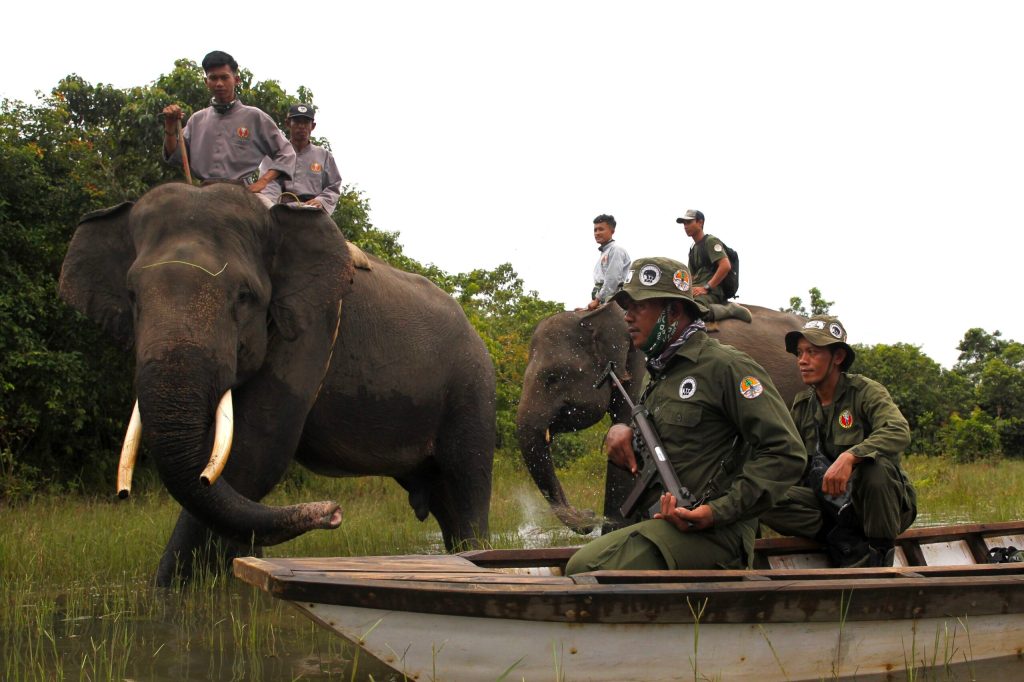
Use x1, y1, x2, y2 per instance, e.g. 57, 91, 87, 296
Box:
687, 233, 728, 286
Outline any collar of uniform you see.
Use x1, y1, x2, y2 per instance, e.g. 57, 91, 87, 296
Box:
657, 329, 708, 371
598, 239, 615, 252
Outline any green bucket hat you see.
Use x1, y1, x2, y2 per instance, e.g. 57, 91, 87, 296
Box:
612, 256, 709, 319
784, 315, 856, 371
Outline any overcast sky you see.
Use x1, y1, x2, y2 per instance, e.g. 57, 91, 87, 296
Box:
3, 1, 1021, 368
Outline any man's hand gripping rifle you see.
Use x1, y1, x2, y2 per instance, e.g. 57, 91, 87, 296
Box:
595, 362, 699, 519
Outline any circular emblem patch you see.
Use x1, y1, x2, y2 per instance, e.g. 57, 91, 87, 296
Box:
679, 376, 697, 400
839, 409, 854, 429
672, 269, 690, 292
713, 243, 723, 252
639, 264, 661, 286
829, 322, 844, 339
310, 162, 323, 172
739, 376, 764, 400
236, 127, 250, 139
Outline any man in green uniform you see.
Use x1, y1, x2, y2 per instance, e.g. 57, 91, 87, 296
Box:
760, 315, 917, 567
565, 257, 805, 575
677, 209, 750, 323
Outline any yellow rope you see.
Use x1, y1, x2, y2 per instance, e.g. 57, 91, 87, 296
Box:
141, 261, 228, 277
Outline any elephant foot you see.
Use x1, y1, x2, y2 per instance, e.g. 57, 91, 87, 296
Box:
554, 505, 598, 535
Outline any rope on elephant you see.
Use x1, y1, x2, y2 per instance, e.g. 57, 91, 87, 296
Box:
140, 260, 228, 277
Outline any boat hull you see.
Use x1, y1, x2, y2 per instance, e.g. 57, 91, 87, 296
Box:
294, 600, 1024, 681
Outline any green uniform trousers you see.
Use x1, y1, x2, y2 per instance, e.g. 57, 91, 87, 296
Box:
760, 456, 916, 541
565, 518, 754, 575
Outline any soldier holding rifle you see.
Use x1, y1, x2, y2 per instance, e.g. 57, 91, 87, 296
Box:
565, 257, 804, 575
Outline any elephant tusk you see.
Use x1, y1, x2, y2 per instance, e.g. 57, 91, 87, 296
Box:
545, 428, 551, 445
200, 391, 234, 486
117, 401, 143, 498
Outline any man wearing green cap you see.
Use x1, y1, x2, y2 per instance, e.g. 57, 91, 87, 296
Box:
760, 315, 917, 567
564, 257, 805, 575
677, 209, 750, 323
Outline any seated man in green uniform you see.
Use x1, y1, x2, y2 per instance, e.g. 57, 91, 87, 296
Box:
760, 315, 918, 567
565, 257, 805, 575
677, 209, 750, 323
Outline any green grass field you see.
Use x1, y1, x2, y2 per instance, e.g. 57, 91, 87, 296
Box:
1, 450, 1021, 680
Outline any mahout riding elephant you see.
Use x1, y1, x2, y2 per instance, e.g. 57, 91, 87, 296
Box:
516, 303, 805, 533
59, 182, 495, 585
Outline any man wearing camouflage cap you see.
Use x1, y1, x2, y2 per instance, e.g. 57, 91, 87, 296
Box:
565, 257, 805, 575
259, 103, 344, 215
760, 315, 917, 567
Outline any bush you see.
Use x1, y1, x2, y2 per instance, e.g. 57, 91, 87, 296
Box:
938, 409, 1002, 463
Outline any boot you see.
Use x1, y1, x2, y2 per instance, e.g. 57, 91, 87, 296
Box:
725, 302, 752, 323
707, 303, 753, 324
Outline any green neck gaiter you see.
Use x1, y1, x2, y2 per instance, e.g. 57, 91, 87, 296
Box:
641, 306, 679, 356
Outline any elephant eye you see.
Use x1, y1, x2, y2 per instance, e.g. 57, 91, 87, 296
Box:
237, 288, 256, 304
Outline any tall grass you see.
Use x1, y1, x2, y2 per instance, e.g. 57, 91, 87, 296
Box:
1, 447, 1021, 680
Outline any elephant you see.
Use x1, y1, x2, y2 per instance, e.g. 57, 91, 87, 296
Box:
59, 182, 495, 585
516, 303, 805, 533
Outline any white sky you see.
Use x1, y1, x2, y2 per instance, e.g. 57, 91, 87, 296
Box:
3, 1, 1022, 368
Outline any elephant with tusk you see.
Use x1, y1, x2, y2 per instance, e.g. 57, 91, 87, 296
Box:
516, 303, 806, 534
60, 182, 496, 585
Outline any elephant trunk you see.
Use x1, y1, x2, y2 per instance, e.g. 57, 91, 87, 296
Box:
137, 354, 341, 546
514, 415, 596, 534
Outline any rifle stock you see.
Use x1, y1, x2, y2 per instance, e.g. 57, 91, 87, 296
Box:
595, 362, 698, 519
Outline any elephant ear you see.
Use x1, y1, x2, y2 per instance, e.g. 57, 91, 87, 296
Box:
58, 201, 136, 349
268, 205, 352, 343
581, 303, 632, 379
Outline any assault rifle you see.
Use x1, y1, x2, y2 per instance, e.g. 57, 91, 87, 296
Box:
595, 362, 699, 519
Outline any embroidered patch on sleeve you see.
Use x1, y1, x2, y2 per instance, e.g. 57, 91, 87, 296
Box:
739, 376, 763, 399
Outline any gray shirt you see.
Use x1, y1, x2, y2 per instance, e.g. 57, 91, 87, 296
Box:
259, 143, 343, 215
593, 240, 631, 303
164, 101, 295, 183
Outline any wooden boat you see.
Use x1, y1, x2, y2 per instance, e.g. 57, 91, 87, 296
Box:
234, 521, 1024, 681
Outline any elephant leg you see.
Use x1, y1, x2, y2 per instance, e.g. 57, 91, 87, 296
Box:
155, 509, 260, 587
430, 405, 494, 551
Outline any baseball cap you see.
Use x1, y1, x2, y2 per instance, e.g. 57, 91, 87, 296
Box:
287, 103, 315, 120
675, 209, 704, 224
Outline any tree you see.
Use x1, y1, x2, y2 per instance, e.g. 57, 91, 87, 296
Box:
781, 287, 833, 317
850, 343, 970, 454
952, 329, 1024, 457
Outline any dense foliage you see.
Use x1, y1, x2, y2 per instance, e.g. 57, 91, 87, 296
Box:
0, 63, 561, 498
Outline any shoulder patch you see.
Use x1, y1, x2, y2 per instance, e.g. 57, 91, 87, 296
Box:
713, 243, 723, 252
739, 376, 764, 400
679, 376, 697, 400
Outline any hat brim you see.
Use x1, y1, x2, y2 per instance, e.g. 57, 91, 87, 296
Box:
613, 289, 709, 319
784, 331, 856, 371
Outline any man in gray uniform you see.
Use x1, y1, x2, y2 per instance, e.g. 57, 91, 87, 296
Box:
161, 51, 295, 205
259, 104, 343, 215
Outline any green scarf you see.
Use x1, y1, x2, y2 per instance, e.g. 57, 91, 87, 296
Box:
640, 305, 679, 357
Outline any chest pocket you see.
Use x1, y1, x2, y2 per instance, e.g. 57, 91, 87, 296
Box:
660, 402, 703, 428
